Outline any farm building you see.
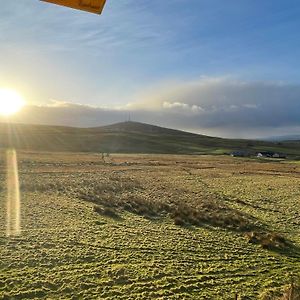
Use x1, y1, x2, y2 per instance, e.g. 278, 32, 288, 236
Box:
256, 151, 287, 158
272, 153, 287, 158
230, 151, 251, 157
256, 151, 274, 158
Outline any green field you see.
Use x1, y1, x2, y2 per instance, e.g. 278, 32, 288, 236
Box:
0, 151, 300, 299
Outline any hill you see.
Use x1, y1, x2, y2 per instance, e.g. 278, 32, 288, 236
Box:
0, 121, 300, 156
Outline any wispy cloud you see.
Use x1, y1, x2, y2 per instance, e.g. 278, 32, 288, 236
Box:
0, 1, 186, 105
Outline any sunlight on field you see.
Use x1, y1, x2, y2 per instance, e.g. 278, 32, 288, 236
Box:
0, 152, 299, 299
5, 149, 21, 236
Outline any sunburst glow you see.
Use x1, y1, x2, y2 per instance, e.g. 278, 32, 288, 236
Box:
0, 89, 25, 116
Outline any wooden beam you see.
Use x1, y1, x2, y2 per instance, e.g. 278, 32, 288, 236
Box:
40, 0, 106, 14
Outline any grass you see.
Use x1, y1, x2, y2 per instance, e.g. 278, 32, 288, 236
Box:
0, 151, 300, 299
259, 282, 300, 299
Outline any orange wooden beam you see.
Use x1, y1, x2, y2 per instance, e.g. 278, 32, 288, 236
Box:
41, 0, 106, 14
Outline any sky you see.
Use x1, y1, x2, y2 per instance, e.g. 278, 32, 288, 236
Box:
1, 0, 300, 138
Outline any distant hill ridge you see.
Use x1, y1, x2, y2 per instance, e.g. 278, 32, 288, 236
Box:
100, 121, 191, 134
98, 121, 212, 138
264, 134, 300, 142
0, 121, 300, 156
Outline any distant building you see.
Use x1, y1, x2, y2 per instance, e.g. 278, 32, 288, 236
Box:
256, 151, 274, 158
272, 153, 287, 159
256, 151, 287, 158
230, 151, 251, 157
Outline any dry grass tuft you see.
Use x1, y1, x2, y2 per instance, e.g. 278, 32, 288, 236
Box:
93, 205, 120, 219
245, 231, 289, 250
259, 282, 300, 300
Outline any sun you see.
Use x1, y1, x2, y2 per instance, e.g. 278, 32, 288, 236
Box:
0, 89, 25, 116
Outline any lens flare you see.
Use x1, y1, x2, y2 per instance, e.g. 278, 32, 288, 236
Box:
6, 149, 21, 237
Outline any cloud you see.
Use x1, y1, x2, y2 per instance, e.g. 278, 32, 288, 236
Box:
46, 100, 72, 108
130, 77, 300, 132
3, 78, 300, 139
162, 101, 204, 113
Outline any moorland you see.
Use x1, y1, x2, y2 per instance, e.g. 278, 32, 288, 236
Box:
0, 151, 300, 299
